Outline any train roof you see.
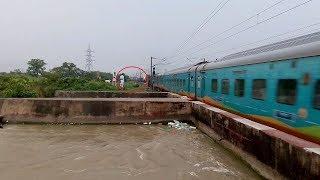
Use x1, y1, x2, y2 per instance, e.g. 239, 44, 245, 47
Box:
166, 31, 320, 75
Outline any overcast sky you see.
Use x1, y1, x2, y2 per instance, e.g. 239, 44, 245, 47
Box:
0, 0, 319, 74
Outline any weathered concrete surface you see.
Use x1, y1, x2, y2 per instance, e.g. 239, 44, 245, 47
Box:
0, 98, 191, 124
191, 101, 320, 179
55, 91, 174, 98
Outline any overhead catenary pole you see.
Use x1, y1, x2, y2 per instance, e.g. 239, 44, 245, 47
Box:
150, 57, 153, 89
149, 56, 166, 90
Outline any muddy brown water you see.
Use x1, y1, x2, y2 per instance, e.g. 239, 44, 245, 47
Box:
0, 124, 262, 180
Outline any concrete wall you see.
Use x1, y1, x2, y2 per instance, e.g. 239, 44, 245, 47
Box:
55, 91, 172, 98
0, 98, 191, 124
191, 101, 320, 179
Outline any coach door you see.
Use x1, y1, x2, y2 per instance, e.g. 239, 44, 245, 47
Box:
195, 72, 206, 98
200, 72, 206, 98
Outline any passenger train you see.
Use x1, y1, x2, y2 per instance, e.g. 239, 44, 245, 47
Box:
154, 31, 320, 143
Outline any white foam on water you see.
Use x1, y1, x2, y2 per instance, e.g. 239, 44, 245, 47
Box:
136, 148, 145, 160
168, 120, 196, 131
64, 169, 87, 173
189, 172, 198, 177
201, 166, 234, 175
74, 156, 86, 160
194, 163, 200, 167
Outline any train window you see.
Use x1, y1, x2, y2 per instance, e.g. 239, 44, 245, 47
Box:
221, 79, 230, 94
252, 79, 266, 100
314, 80, 320, 109
211, 79, 218, 93
277, 79, 297, 105
235, 79, 245, 97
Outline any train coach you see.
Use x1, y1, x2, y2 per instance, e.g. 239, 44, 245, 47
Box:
155, 31, 320, 142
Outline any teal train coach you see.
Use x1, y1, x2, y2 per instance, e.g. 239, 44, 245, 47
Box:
154, 31, 320, 143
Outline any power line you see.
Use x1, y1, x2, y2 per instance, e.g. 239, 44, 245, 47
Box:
157, 56, 199, 67
169, 0, 313, 64
170, 0, 231, 57
167, 0, 287, 60
166, 24, 320, 70
169, 19, 320, 69
168, 23, 320, 70
203, 22, 320, 59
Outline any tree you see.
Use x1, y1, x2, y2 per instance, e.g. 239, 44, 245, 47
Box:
27, 59, 46, 76
51, 62, 83, 78
122, 73, 130, 82
10, 69, 23, 75
96, 71, 113, 80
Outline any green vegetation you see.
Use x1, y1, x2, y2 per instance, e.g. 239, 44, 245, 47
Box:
124, 81, 140, 90
0, 59, 140, 98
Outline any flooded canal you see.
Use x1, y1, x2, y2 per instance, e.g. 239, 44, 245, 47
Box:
0, 124, 261, 180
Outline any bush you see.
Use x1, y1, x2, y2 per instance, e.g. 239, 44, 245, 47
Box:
0, 73, 118, 98
0, 61, 139, 98
124, 81, 140, 90
0, 75, 38, 98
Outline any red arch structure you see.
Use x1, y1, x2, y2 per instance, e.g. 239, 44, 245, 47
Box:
116, 66, 149, 83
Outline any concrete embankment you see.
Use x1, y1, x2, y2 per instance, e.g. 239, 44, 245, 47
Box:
55, 91, 179, 98
0, 98, 191, 124
191, 101, 320, 179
